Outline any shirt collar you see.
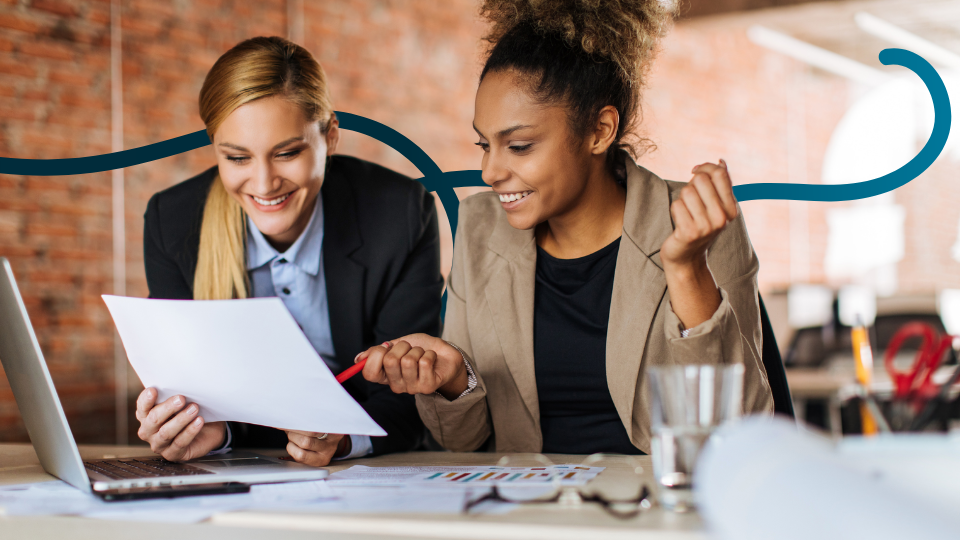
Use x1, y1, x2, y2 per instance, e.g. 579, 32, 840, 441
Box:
245, 192, 324, 275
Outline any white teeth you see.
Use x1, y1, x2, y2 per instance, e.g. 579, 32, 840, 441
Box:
252, 193, 291, 206
499, 191, 532, 203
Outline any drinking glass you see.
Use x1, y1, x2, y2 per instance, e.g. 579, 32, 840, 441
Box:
647, 363, 744, 512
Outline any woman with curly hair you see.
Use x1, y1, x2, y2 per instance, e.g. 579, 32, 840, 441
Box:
360, 0, 774, 454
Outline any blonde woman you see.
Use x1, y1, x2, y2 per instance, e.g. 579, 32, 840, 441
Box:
134, 37, 441, 466
359, 1, 773, 454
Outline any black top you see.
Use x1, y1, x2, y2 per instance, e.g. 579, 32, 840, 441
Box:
534, 237, 642, 455
143, 155, 443, 456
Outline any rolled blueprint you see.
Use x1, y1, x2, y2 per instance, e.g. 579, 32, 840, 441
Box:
696, 417, 960, 540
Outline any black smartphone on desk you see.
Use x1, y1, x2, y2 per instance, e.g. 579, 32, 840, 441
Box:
99, 482, 251, 501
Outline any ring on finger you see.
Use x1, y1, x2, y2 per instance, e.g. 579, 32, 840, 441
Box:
316, 433, 328, 441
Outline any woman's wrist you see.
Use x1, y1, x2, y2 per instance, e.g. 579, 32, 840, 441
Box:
662, 255, 710, 285
437, 367, 469, 400
662, 257, 721, 329
334, 435, 352, 458
214, 422, 228, 448
436, 341, 469, 400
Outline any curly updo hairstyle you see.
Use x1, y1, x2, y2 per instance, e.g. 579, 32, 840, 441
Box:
479, 0, 672, 179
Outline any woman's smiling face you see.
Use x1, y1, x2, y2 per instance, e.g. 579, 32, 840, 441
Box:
214, 95, 339, 251
473, 69, 594, 231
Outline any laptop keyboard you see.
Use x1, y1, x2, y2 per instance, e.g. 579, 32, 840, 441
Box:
84, 458, 215, 481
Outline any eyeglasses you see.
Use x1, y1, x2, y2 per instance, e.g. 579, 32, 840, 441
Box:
463, 453, 652, 519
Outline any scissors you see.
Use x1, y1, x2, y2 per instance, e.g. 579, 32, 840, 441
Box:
883, 322, 953, 403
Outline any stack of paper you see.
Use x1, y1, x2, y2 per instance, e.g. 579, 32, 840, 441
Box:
0, 479, 337, 523
1, 462, 608, 522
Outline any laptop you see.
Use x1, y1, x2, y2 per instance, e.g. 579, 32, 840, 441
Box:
0, 258, 328, 500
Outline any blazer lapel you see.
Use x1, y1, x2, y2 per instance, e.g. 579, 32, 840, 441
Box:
484, 213, 540, 425
606, 160, 675, 439
321, 164, 366, 367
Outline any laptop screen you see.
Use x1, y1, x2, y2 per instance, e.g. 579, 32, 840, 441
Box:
0, 258, 91, 493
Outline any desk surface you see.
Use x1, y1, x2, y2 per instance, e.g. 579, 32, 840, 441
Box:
0, 444, 705, 540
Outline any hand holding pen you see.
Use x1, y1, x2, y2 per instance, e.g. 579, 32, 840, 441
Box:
337, 337, 468, 400
355, 335, 469, 399
336, 341, 394, 383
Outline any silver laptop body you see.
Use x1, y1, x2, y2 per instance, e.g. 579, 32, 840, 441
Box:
0, 258, 328, 496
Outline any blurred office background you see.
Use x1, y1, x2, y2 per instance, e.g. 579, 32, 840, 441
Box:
1, 0, 959, 443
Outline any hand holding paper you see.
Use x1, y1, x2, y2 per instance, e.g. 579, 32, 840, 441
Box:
134, 387, 229, 461
102, 295, 385, 437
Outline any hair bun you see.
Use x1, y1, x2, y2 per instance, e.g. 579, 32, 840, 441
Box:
480, 0, 672, 86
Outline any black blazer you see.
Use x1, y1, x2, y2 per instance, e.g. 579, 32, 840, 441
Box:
142, 155, 443, 456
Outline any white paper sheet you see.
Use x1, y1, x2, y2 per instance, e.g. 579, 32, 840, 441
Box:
288, 486, 475, 514
0, 479, 338, 523
1, 479, 516, 520
102, 295, 385, 436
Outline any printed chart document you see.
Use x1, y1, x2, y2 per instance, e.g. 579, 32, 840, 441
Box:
326, 465, 603, 486
102, 296, 385, 436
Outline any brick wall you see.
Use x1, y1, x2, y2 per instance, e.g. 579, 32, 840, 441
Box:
641, 19, 960, 294
1, 1, 957, 443
638, 19, 853, 293
0, 1, 114, 443
0, 0, 486, 444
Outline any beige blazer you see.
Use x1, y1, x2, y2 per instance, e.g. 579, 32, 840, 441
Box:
416, 158, 774, 454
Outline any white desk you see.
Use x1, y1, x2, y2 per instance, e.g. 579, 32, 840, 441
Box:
0, 444, 706, 540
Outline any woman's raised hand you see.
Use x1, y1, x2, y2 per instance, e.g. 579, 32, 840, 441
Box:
658, 160, 738, 329
360, 334, 469, 399
135, 387, 226, 461
659, 160, 738, 270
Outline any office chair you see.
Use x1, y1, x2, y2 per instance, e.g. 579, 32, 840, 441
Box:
759, 294, 795, 418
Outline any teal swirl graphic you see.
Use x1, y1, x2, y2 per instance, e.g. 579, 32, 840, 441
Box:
0, 48, 951, 238
734, 48, 951, 202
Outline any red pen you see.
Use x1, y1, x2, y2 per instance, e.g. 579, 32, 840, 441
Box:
336, 359, 366, 383
336, 341, 391, 383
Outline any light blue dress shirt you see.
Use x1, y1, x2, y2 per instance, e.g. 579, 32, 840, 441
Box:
237, 193, 372, 460
246, 195, 335, 368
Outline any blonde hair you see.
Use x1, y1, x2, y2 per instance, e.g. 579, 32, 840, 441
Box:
194, 36, 334, 300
